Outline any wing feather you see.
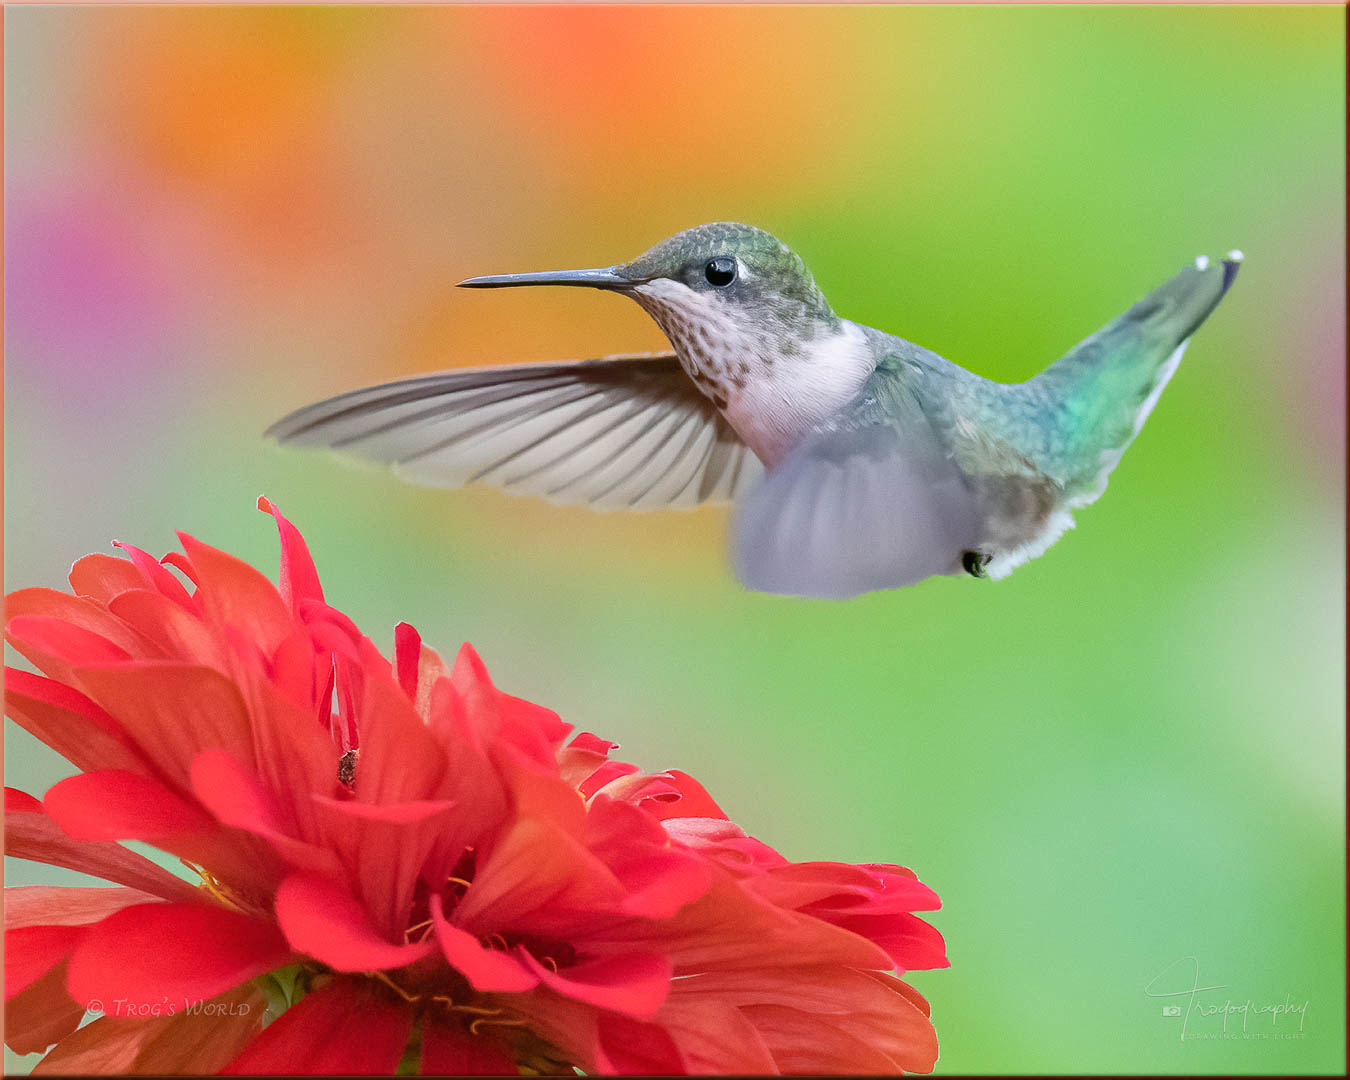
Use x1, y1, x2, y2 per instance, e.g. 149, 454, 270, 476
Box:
731, 419, 981, 598
268, 353, 764, 511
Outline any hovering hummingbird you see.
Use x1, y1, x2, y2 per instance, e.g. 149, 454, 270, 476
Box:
268, 223, 1240, 598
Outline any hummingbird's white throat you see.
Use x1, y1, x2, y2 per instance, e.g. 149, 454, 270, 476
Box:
633, 278, 873, 466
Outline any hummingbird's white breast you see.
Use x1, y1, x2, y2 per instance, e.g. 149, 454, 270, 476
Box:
633, 279, 874, 467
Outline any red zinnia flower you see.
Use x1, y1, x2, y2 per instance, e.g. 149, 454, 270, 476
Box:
4, 499, 946, 1074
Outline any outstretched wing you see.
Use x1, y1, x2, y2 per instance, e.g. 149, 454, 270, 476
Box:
267, 353, 763, 511
731, 377, 982, 598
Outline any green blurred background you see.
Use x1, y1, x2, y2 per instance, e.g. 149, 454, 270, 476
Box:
4, 5, 1344, 1074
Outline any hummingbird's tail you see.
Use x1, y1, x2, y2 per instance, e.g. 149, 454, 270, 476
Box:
1023, 251, 1242, 507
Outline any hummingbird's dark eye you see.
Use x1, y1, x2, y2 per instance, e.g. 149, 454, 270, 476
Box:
704, 256, 737, 288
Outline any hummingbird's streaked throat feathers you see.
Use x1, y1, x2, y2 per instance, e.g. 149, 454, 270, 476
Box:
631, 277, 873, 466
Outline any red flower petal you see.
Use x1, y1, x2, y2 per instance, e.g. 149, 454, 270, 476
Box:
764, 861, 942, 914
31, 1013, 155, 1075
394, 621, 421, 701
596, 1013, 686, 1074
348, 651, 448, 807
5, 588, 153, 661
113, 540, 194, 608
420, 1017, 520, 1076
5, 668, 148, 774
5, 796, 201, 902
7, 787, 42, 813
3, 958, 86, 1056
67, 553, 145, 603
66, 903, 293, 1007
71, 663, 255, 786
257, 497, 325, 613
667, 966, 939, 1074
121, 980, 266, 1074
41, 769, 273, 895
452, 818, 604, 935
6, 614, 134, 677
5, 925, 83, 1000
222, 976, 412, 1075
520, 950, 673, 1018
273, 873, 436, 972
191, 750, 345, 879
450, 644, 570, 771
428, 893, 538, 994
29, 981, 265, 1075
584, 796, 710, 919
828, 911, 950, 972
5, 885, 165, 930
640, 769, 729, 821
105, 587, 223, 665
44, 769, 215, 842
174, 532, 294, 653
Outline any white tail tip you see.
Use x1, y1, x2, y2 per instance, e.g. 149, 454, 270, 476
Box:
1226, 249, 1244, 262
1194, 255, 1210, 271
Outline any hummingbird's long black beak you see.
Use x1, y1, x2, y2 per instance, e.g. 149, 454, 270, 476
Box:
457, 266, 634, 290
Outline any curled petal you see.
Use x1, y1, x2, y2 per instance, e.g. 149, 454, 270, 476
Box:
520, 950, 673, 1018
273, 873, 435, 972
429, 893, 538, 994
67, 553, 145, 604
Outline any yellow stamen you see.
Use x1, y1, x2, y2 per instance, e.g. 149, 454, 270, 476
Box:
469, 1016, 530, 1036
366, 970, 421, 1003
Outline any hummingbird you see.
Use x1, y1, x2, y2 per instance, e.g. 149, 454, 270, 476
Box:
268, 222, 1240, 598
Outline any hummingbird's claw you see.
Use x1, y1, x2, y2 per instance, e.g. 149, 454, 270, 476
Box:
962, 550, 992, 579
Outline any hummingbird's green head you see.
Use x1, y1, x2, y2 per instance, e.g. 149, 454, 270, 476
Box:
458, 222, 836, 340
618, 221, 834, 324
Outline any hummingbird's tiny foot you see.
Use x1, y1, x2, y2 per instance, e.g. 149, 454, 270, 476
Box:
962, 550, 992, 579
